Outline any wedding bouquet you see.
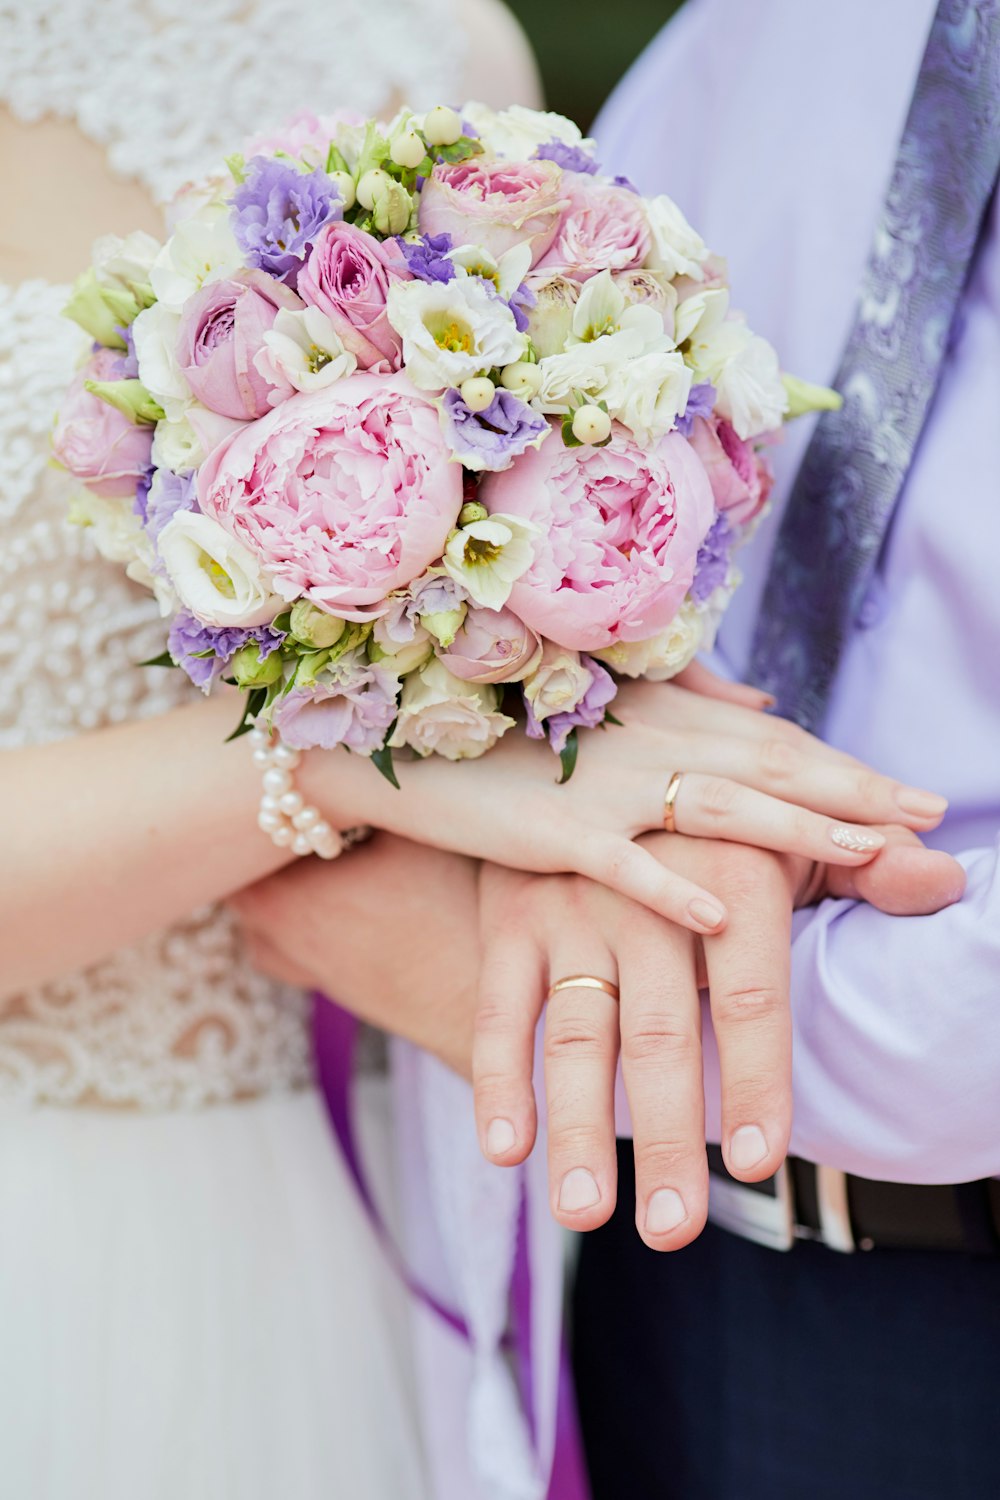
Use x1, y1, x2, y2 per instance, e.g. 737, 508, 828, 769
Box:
53, 101, 835, 783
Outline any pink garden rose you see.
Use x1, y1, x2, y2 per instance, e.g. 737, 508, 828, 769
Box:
418, 158, 567, 267
198, 371, 463, 616
297, 222, 410, 371
480, 422, 715, 652
176, 270, 302, 420
536, 177, 651, 282
52, 349, 153, 500
438, 604, 542, 684
687, 415, 773, 527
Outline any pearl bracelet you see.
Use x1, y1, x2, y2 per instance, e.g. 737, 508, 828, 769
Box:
250, 726, 346, 860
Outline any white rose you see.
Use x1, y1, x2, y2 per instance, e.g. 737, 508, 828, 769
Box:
460, 101, 594, 160
389, 659, 515, 760
604, 350, 692, 444
132, 302, 191, 422
149, 205, 244, 313
645, 193, 709, 282
595, 603, 704, 682
523, 643, 593, 721
386, 278, 526, 391
158, 511, 284, 627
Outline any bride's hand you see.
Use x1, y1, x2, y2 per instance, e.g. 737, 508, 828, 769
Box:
307, 677, 949, 935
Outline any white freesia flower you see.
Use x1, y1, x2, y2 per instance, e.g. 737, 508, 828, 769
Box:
603, 349, 693, 444
386, 277, 526, 390
442, 513, 538, 609
68, 491, 174, 614
389, 659, 515, 760
132, 302, 191, 422
149, 205, 244, 313
536, 271, 674, 415
158, 511, 284, 627
449, 242, 532, 301
685, 311, 788, 438
461, 101, 595, 160
523, 643, 593, 721
256, 307, 358, 396
645, 193, 709, 282
594, 602, 704, 682
674, 286, 731, 349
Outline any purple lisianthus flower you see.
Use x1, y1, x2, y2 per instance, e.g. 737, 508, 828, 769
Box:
690, 513, 735, 604
507, 279, 536, 333
231, 156, 342, 283
272, 662, 399, 752
395, 232, 456, 283
145, 468, 197, 543
441, 387, 549, 473
168, 611, 286, 689
534, 140, 601, 176
525, 656, 617, 754
674, 381, 717, 438
133, 464, 155, 522
117, 324, 140, 378
611, 174, 640, 194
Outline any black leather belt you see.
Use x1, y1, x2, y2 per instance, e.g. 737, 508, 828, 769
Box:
706, 1146, 1000, 1254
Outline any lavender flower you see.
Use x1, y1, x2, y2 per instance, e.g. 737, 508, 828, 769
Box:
145, 468, 197, 543
272, 662, 399, 752
168, 611, 286, 689
231, 156, 342, 283
690, 513, 734, 603
441, 387, 548, 472
507, 279, 536, 333
395, 232, 456, 283
525, 657, 618, 754
534, 140, 600, 176
133, 466, 154, 522
674, 381, 717, 438
117, 324, 140, 378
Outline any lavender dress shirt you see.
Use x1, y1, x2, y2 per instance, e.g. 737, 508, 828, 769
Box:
598, 0, 1000, 1183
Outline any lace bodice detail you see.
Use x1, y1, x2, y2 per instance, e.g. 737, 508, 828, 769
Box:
0, 0, 465, 1110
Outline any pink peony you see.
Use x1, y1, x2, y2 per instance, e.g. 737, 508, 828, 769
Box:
480, 422, 715, 652
536, 177, 651, 282
197, 371, 463, 617
438, 604, 542, 684
687, 415, 772, 527
176, 270, 302, 420
52, 349, 153, 500
418, 158, 567, 267
297, 222, 410, 371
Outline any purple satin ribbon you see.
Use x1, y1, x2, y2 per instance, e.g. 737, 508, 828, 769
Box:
312, 993, 590, 1499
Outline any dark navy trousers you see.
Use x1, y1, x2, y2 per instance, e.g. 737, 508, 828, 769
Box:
572, 1143, 1000, 1500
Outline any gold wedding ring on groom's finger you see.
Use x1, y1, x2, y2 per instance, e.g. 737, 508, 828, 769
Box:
546, 975, 621, 1003
663, 770, 685, 834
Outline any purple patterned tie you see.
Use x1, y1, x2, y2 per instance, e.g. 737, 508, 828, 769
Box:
749, 0, 1000, 730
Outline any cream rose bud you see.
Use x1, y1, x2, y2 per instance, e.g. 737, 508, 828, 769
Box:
158, 511, 285, 627
594, 603, 704, 682
523, 642, 594, 722
389, 659, 516, 760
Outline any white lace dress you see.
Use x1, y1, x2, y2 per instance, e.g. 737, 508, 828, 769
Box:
0, 3, 463, 1496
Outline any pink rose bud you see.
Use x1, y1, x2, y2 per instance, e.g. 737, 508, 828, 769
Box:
52, 349, 153, 500
176, 270, 303, 420
418, 158, 568, 267
297, 222, 411, 372
438, 604, 542, 684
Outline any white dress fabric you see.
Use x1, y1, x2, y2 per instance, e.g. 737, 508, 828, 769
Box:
0, 2, 463, 1494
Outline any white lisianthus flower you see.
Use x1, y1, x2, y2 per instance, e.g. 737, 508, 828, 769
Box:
158, 511, 284, 627
386, 277, 526, 390
389, 659, 515, 760
68, 491, 174, 614
149, 205, 244, 313
603, 349, 693, 444
713, 329, 789, 439
645, 193, 709, 282
449, 242, 532, 301
697, 570, 742, 654
594, 602, 704, 682
151, 409, 207, 474
523, 642, 593, 722
460, 101, 595, 160
92, 230, 160, 297
442, 513, 538, 609
132, 302, 191, 422
256, 307, 358, 396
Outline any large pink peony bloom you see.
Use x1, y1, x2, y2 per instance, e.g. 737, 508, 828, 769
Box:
687, 415, 773, 527
297, 222, 410, 371
418, 158, 567, 266
536, 177, 651, 282
52, 349, 153, 500
176, 270, 302, 420
480, 423, 715, 652
198, 372, 463, 616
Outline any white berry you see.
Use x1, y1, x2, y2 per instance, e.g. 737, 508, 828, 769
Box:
460, 376, 496, 413
500, 361, 542, 399
329, 170, 356, 211
571, 405, 612, 445
423, 106, 462, 148
356, 168, 391, 210
390, 130, 427, 170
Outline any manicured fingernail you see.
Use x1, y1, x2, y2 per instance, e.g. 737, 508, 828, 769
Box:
558, 1167, 601, 1213
896, 787, 948, 819
688, 898, 726, 931
645, 1188, 688, 1235
486, 1118, 516, 1157
729, 1125, 769, 1171
829, 825, 886, 853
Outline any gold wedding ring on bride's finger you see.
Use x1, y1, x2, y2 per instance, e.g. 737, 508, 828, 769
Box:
546, 975, 621, 1003
663, 771, 685, 834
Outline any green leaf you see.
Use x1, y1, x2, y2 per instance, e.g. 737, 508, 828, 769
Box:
325, 142, 350, 176
435, 136, 485, 165
371, 726, 401, 790
138, 650, 176, 669
603, 710, 623, 727
225, 688, 267, 743
557, 728, 579, 785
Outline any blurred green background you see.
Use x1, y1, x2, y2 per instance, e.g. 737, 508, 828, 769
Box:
506, 0, 685, 126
